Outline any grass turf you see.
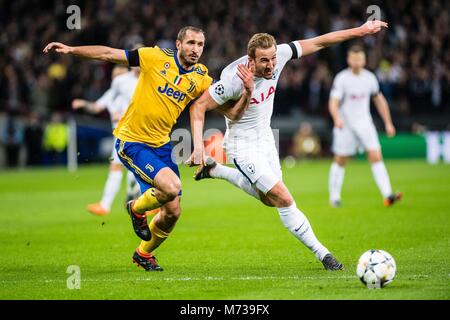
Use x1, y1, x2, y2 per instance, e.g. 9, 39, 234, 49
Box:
0, 159, 449, 299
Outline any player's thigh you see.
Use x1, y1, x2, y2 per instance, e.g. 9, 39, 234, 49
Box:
115, 139, 180, 195
153, 167, 181, 196
153, 142, 182, 196
332, 126, 358, 157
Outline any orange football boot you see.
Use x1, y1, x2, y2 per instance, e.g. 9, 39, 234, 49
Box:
87, 203, 110, 216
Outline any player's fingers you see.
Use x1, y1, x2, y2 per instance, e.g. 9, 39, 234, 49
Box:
237, 65, 248, 78
184, 155, 193, 165
239, 67, 252, 81
236, 70, 244, 81
46, 42, 59, 50
43, 44, 52, 52
238, 64, 251, 76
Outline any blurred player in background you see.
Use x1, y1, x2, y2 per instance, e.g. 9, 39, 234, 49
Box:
328, 45, 403, 208
44, 26, 251, 271
72, 65, 141, 216
189, 20, 389, 271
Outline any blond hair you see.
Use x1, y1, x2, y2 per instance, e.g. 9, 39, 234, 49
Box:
247, 33, 277, 58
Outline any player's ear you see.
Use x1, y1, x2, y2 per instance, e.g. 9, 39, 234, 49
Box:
247, 57, 256, 72
175, 40, 181, 51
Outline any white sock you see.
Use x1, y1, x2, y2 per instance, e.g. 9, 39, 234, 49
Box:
443, 132, 450, 163
211, 163, 260, 200
426, 131, 440, 164
100, 170, 123, 210
371, 161, 393, 199
329, 162, 345, 202
126, 171, 140, 198
277, 202, 329, 261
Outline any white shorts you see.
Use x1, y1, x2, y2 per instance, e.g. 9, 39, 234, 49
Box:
332, 122, 381, 156
224, 133, 282, 194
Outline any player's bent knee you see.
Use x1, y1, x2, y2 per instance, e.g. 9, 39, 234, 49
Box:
259, 194, 276, 207
161, 181, 181, 201
277, 196, 294, 208
367, 150, 382, 163
335, 156, 348, 166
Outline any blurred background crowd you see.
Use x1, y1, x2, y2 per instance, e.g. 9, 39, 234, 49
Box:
0, 0, 449, 167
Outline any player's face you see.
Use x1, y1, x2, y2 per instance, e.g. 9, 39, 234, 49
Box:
347, 52, 366, 71
251, 46, 277, 79
176, 31, 205, 67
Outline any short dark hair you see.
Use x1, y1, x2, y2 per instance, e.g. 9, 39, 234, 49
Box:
348, 45, 365, 54
177, 26, 205, 42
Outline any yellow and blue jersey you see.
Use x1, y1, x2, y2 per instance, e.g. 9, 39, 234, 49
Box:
113, 46, 213, 147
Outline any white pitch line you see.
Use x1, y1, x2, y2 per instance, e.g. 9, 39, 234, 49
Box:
0, 274, 432, 284
0, 275, 358, 284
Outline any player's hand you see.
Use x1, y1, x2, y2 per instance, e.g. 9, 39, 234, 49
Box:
334, 117, 344, 129
360, 20, 388, 35
385, 123, 396, 137
237, 63, 254, 94
185, 148, 205, 167
43, 42, 73, 54
72, 99, 87, 110
111, 111, 121, 123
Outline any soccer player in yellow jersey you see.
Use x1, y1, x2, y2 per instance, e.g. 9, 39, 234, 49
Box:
43, 26, 252, 271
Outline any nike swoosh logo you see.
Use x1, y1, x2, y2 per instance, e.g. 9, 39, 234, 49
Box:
294, 221, 305, 232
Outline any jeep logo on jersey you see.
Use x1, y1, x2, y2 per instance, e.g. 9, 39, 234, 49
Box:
246, 163, 255, 174
215, 84, 225, 95
250, 86, 276, 105
157, 83, 186, 103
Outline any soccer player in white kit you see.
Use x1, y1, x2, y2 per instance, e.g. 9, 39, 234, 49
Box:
188, 20, 389, 270
328, 45, 402, 208
72, 66, 141, 215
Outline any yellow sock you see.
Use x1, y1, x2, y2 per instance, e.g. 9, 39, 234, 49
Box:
133, 188, 161, 214
138, 219, 170, 254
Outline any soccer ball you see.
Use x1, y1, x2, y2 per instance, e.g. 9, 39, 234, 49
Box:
356, 249, 396, 289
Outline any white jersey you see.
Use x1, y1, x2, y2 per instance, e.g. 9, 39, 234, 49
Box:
96, 71, 139, 128
330, 68, 380, 128
209, 42, 302, 145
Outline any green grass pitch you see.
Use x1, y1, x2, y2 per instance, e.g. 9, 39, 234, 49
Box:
0, 159, 449, 299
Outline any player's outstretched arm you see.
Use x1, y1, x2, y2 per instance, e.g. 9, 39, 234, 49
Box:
187, 91, 221, 166
43, 42, 128, 65
298, 20, 388, 56
373, 93, 396, 137
72, 99, 105, 114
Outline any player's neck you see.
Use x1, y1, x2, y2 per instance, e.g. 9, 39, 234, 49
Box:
350, 68, 363, 75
